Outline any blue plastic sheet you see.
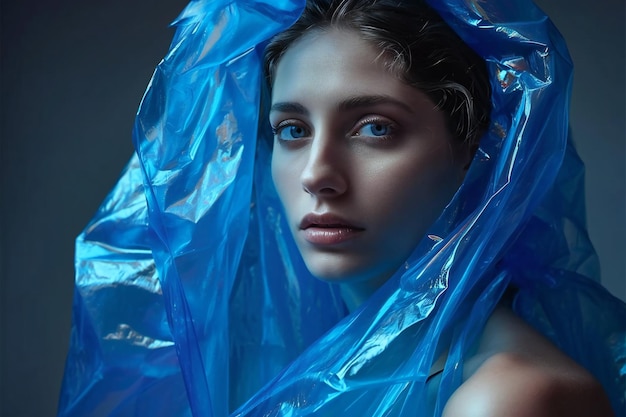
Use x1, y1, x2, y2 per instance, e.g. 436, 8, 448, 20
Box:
58, 0, 626, 416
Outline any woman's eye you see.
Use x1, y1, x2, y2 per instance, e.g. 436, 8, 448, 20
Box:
355, 121, 394, 138
273, 124, 309, 141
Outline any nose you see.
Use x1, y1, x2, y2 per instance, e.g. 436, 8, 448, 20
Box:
300, 133, 348, 198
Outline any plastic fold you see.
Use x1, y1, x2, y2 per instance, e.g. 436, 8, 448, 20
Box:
58, 0, 626, 416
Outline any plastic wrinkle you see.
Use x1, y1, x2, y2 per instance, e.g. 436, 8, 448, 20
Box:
58, 0, 626, 416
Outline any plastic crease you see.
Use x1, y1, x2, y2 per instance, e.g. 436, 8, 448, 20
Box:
58, 0, 626, 416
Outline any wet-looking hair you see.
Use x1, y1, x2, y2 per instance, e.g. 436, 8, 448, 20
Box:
264, 0, 492, 147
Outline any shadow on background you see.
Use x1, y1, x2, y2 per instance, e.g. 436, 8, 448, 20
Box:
1, 1, 187, 415
1, 0, 623, 416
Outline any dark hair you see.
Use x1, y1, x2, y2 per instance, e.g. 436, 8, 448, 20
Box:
264, 0, 491, 147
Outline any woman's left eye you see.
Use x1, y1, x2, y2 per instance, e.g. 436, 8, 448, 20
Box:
355, 120, 394, 138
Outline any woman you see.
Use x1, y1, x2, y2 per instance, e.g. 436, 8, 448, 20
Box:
58, 0, 625, 416
265, 0, 490, 312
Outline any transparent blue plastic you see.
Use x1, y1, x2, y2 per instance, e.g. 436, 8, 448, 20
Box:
58, 0, 626, 416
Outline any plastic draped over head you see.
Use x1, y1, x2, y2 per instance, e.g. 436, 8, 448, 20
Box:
58, 0, 626, 416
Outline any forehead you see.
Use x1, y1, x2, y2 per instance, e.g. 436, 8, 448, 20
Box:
271, 28, 440, 121
276, 27, 385, 70
272, 29, 407, 103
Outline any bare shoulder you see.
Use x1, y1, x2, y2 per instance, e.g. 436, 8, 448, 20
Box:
442, 351, 613, 417
442, 307, 614, 417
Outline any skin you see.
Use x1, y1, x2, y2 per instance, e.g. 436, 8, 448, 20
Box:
269, 28, 614, 416
443, 307, 615, 417
270, 28, 471, 310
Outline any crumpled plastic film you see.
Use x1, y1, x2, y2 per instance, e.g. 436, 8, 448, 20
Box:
58, 0, 626, 416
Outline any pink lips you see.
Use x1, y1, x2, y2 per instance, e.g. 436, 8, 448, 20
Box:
299, 213, 364, 245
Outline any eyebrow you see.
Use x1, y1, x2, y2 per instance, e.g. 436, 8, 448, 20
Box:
270, 95, 414, 116
337, 95, 414, 114
270, 102, 309, 115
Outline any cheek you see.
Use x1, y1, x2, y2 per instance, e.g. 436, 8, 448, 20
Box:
270, 152, 285, 199
271, 151, 298, 210
371, 154, 462, 223
405, 165, 463, 219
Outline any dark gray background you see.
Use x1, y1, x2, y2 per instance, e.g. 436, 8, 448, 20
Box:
1, 0, 624, 416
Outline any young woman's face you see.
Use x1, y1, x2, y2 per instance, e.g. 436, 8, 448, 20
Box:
270, 29, 471, 302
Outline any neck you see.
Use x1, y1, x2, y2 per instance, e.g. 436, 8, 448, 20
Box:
339, 272, 392, 312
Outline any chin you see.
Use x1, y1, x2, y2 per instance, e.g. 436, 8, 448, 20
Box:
305, 263, 358, 284
303, 253, 394, 286
303, 254, 362, 282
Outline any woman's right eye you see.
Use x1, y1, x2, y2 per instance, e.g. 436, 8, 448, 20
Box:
272, 122, 310, 142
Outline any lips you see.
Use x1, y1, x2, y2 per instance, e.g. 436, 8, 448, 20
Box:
299, 213, 364, 230
299, 213, 364, 245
